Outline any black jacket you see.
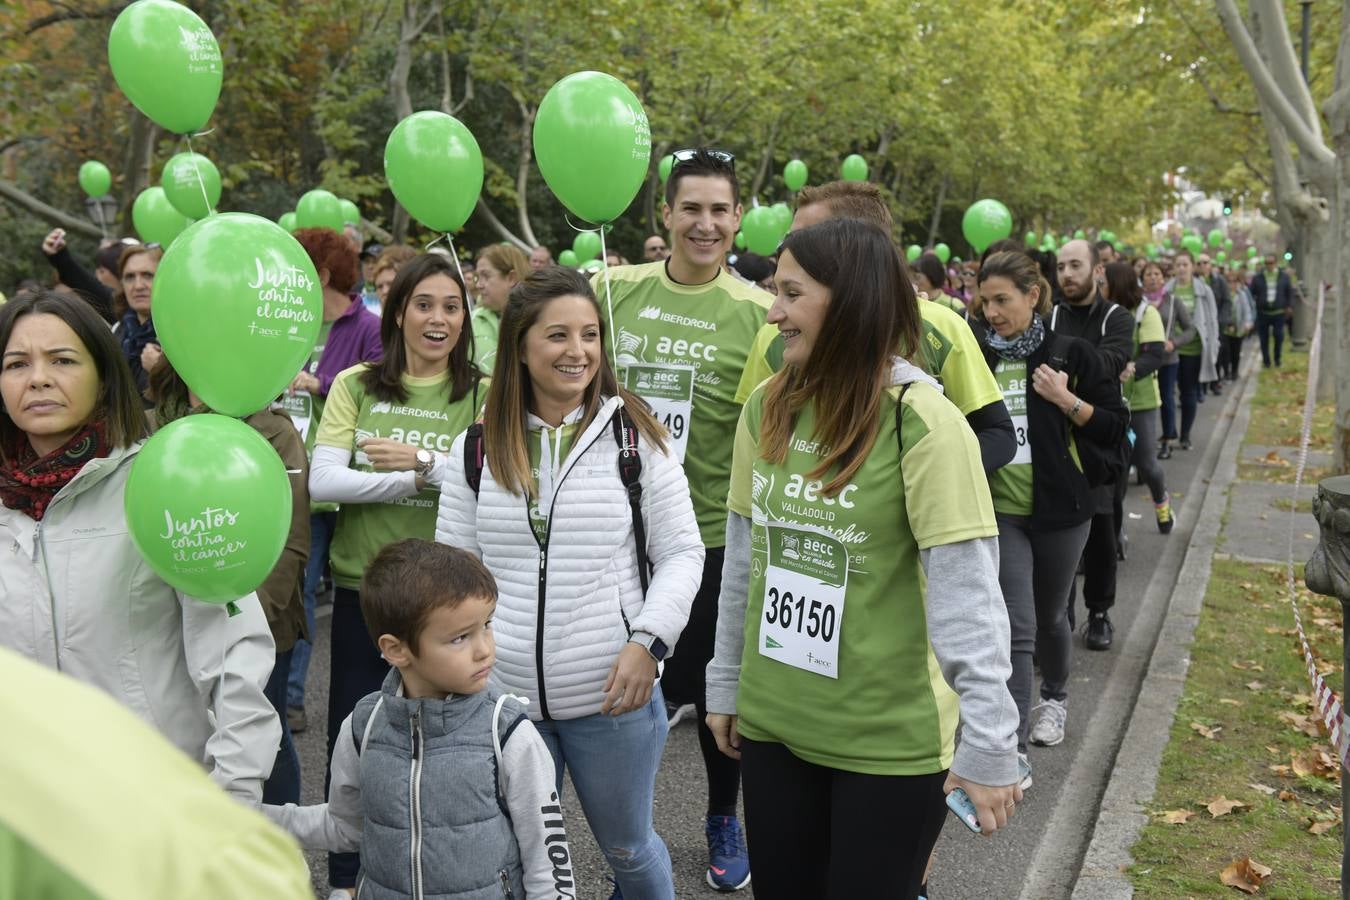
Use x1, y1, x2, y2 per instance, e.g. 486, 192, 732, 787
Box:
1048, 294, 1134, 378
973, 320, 1130, 529
1249, 268, 1294, 316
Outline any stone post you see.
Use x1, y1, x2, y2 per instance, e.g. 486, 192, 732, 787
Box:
1305, 475, 1350, 898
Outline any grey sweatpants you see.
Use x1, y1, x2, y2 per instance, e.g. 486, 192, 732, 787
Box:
996, 513, 1092, 752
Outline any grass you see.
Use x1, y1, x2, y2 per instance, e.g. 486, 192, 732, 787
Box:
1129, 559, 1344, 896
1239, 350, 1337, 486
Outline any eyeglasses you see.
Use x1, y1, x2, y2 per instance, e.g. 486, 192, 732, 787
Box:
671, 148, 736, 172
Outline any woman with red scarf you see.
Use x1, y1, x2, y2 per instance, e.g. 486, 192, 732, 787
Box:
0, 291, 280, 804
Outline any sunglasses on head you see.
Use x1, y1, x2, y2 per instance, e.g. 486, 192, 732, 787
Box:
671, 148, 736, 172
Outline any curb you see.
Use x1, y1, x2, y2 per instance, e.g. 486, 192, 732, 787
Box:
1068, 353, 1261, 899
1014, 351, 1261, 900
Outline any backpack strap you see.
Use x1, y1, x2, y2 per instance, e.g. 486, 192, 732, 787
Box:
612, 408, 648, 626
1050, 305, 1060, 331
350, 694, 385, 756
463, 422, 485, 498
892, 383, 914, 457
1100, 302, 1119, 337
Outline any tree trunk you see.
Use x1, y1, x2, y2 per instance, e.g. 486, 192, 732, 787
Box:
474, 197, 530, 251
926, 173, 949, 247
749, 115, 783, 199
387, 0, 440, 241
119, 111, 158, 229
0, 179, 104, 238
514, 101, 539, 248
1327, 6, 1350, 472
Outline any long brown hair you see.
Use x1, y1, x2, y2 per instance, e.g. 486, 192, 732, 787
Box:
483, 266, 666, 497
0, 291, 147, 460
761, 218, 920, 496
358, 253, 479, 404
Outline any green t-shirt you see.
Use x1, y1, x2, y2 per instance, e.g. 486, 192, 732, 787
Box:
924, 290, 967, 316
1124, 304, 1165, 412
526, 422, 579, 544
471, 304, 500, 376
1174, 283, 1202, 356
989, 359, 1033, 515
726, 381, 998, 775
316, 364, 484, 589
917, 298, 1004, 416
595, 262, 779, 546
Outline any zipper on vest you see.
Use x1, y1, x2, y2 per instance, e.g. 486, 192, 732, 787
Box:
499, 869, 516, 899
530, 423, 613, 722
409, 709, 425, 900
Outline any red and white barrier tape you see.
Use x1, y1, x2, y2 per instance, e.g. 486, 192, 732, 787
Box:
1282, 282, 1349, 768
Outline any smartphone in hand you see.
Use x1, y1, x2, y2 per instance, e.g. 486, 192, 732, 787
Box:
946, 787, 982, 833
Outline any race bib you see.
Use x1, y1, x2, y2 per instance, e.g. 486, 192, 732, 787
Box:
1010, 414, 1030, 465
280, 391, 313, 442
759, 521, 848, 678
621, 362, 694, 463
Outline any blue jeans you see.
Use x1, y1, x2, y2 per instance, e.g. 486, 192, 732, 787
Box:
1257, 314, 1286, 366
262, 648, 301, 804
1177, 353, 1202, 441
287, 510, 336, 709
1157, 362, 1179, 440
534, 685, 674, 900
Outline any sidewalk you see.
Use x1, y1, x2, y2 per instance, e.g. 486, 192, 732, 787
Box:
1072, 348, 1338, 898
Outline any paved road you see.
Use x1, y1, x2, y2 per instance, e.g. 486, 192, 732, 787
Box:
289, 354, 1246, 899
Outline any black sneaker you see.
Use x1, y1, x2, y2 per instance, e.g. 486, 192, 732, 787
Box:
1178, 438, 1192, 451
1157, 442, 1173, 460
1086, 613, 1113, 651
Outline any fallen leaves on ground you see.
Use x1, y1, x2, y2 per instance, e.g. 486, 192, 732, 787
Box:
1159, 808, 1196, 825
1219, 698, 1243, 706
1290, 749, 1339, 780
1191, 721, 1223, 740
1247, 782, 1277, 796
1308, 819, 1338, 835
1220, 857, 1273, 894
1256, 450, 1291, 467
1231, 660, 1265, 672
1277, 711, 1324, 738
1279, 790, 1297, 802
1246, 680, 1266, 691
1207, 796, 1247, 818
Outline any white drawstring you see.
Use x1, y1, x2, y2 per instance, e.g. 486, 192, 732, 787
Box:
533, 406, 584, 512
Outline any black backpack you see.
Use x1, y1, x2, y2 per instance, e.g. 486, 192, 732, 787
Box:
463, 408, 652, 600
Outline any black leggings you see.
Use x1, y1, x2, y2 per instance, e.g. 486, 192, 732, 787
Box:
659, 547, 741, 817
740, 738, 948, 899
326, 587, 391, 887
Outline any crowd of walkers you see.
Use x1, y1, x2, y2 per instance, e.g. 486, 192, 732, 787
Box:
2, 149, 1288, 899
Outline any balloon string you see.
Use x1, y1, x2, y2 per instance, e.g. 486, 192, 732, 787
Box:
443, 235, 473, 314
184, 134, 215, 217
598, 227, 616, 366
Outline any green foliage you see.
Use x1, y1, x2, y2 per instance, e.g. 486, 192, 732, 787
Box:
1, 0, 1328, 285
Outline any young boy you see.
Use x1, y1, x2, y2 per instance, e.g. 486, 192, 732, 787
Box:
264, 539, 574, 899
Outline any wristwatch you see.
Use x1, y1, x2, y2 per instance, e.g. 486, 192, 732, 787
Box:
414, 449, 435, 478
630, 631, 669, 662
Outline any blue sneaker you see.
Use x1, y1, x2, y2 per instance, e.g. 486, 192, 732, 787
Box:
705, 814, 751, 891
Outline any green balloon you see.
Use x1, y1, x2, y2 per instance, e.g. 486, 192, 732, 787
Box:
1216, 251, 1227, 263
658, 154, 674, 184
1247, 245, 1259, 258
385, 111, 483, 233
573, 231, 602, 261
295, 189, 344, 233
961, 199, 1013, 253
125, 414, 293, 604
277, 211, 297, 232
1162, 237, 1172, 249
934, 243, 951, 264
339, 199, 361, 225
1024, 231, 1038, 247
741, 207, 781, 256
132, 186, 191, 246
770, 202, 793, 235
1207, 228, 1224, 248
161, 152, 220, 219
1224, 238, 1234, 250
79, 160, 112, 197
841, 154, 868, 182
107, 0, 221, 134
783, 159, 808, 191
153, 213, 322, 417
735, 231, 746, 250
533, 71, 651, 224
905, 244, 922, 262
558, 249, 580, 267
1073, 229, 1086, 240
1182, 234, 1204, 255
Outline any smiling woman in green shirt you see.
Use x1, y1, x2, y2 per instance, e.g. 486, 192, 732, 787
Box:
706, 219, 1019, 899
307, 252, 484, 894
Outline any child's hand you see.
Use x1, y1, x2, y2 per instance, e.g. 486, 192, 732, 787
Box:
601, 642, 657, 716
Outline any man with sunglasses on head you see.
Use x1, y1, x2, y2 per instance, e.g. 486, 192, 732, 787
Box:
593, 148, 777, 895
643, 235, 670, 261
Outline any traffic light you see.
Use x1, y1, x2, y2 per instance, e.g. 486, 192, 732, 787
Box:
1222, 197, 1233, 215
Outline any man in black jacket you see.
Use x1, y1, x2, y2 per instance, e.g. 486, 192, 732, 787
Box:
1248, 255, 1294, 367
1050, 240, 1133, 651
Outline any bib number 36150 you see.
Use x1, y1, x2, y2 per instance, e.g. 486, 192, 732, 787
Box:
759, 522, 848, 679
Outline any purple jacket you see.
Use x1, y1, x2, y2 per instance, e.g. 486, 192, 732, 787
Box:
315, 299, 383, 396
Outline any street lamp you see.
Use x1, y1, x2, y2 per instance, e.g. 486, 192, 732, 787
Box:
84, 195, 117, 238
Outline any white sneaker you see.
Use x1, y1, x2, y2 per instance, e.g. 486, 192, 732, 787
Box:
328, 889, 355, 900
1017, 752, 1033, 791
666, 703, 696, 727
1029, 698, 1067, 746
